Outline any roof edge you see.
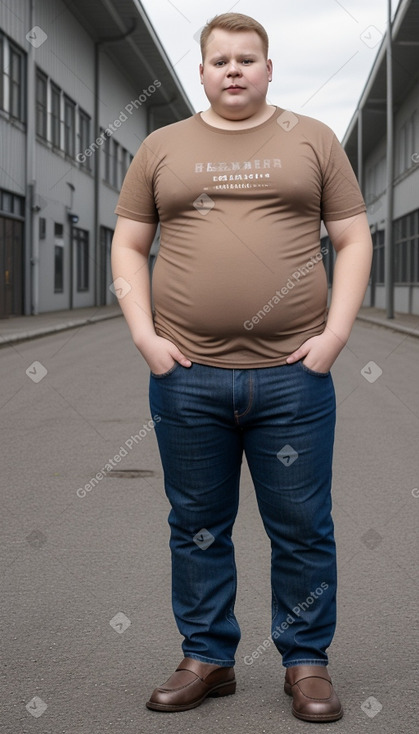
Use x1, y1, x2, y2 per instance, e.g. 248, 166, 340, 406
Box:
342, 0, 411, 147
130, 0, 195, 115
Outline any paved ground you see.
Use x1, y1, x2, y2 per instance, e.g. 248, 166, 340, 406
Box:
0, 304, 122, 346
0, 311, 418, 733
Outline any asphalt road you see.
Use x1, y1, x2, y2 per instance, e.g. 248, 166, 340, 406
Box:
1, 317, 418, 734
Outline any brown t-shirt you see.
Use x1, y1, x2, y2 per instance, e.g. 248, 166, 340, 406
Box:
115, 107, 366, 367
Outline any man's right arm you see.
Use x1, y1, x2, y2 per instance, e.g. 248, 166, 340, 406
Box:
111, 216, 192, 374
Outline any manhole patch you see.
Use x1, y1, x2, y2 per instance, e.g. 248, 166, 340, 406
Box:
106, 469, 155, 479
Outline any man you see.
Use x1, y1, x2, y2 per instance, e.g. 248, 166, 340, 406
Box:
111, 12, 372, 722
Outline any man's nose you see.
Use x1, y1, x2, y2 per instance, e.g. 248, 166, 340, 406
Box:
226, 62, 241, 76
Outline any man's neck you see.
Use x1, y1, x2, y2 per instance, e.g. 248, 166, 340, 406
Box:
200, 104, 276, 130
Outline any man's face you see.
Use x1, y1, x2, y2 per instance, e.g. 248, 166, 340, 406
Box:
199, 29, 273, 120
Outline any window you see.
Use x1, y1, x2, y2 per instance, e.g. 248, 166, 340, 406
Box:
120, 147, 127, 185
0, 189, 24, 218
120, 148, 132, 182
39, 217, 46, 239
320, 236, 333, 286
1, 191, 22, 216
73, 227, 89, 291
36, 69, 47, 139
9, 43, 24, 120
78, 109, 91, 170
112, 139, 119, 187
12, 195, 23, 217
0, 34, 26, 120
371, 230, 385, 285
365, 156, 386, 203
414, 234, 419, 284
393, 209, 419, 284
51, 83, 61, 148
54, 223, 64, 293
99, 226, 114, 304
54, 245, 64, 292
102, 136, 127, 187
396, 111, 417, 177
0, 35, 26, 120
1, 191, 12, 213
103, 132, 111, 184
64, 95, 75, 157
0, 35, 4, 111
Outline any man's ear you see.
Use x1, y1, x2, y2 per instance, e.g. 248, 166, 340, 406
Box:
267, 59, 273, 81
199, 63, 204, 84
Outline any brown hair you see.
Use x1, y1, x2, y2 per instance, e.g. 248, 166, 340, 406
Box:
200, 13, 269, 60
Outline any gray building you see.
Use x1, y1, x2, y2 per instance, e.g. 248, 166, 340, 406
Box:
324, 0, 419, 316
0, 0, 194, 319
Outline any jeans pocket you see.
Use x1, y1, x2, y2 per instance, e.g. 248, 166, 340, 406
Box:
150, 362, 180, 379
298, 360, 330, 378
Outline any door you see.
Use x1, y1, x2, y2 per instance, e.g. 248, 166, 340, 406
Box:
0, 216, 24, 318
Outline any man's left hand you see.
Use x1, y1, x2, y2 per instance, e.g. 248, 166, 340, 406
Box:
286, 328, 346, 374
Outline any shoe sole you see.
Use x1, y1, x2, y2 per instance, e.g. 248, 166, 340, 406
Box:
146, 680, 236, 712
291, 707, 343, 722
284, 682, 343, 722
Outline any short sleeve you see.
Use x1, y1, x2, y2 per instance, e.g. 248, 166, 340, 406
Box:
114, 140, 159, 223
321, 134, 366, 222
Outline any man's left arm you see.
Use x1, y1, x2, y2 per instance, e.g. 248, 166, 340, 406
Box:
286, 212, 373, 373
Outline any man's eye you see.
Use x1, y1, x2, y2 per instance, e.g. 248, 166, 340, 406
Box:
242, 59, 253, 64
215, 61, 225, 66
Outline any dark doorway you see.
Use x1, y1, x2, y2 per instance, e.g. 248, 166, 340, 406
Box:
0, 216, 24, 318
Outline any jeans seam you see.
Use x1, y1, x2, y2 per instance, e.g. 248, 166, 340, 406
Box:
182, 653, 235, 667
284, 659, 328, 667
150, 362, 180, 379
298, 361, 330, 378
272, 588, 279, 620
234, 371, 254, 424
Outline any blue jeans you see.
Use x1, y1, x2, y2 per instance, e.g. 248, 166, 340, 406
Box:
149, 361, 337, 668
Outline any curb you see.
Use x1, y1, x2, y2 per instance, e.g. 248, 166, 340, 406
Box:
0, 311, 122, 348
356, 314, 419, 339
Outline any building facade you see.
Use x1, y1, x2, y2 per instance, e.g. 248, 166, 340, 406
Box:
0, 0, 194, 318
323, 0, 419, 315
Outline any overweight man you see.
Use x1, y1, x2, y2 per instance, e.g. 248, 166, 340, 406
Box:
111, 12, 372, 722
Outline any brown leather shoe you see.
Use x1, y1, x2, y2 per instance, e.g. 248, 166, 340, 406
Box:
146, 657, 236, 712
284, 665, 343, 722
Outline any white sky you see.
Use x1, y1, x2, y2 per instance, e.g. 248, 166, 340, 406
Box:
141, 0, 400, 140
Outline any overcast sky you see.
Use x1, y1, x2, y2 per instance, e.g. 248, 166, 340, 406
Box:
141, 0, 400, 140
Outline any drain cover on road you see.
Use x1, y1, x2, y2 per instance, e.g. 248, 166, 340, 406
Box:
106, 469, 155, 479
